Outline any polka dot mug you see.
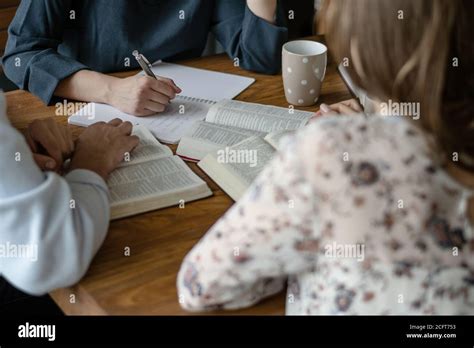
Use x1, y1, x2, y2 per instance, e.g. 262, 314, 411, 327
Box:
282, 40, 327, 107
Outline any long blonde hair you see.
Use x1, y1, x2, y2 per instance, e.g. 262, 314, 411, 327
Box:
323, 0, 474, 169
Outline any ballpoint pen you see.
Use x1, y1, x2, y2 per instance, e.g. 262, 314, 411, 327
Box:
132, 50, 157, 79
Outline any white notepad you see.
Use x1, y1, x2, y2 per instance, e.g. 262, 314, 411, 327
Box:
68, 62, 255, 144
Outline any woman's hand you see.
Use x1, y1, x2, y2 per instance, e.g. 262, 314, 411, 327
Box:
26, 118, 75, 172
56, 70, 182, 117
314, 98, 363, 117
106, 75, 181, 117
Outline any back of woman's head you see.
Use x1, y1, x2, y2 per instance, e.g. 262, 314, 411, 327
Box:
323, 0, 474, 170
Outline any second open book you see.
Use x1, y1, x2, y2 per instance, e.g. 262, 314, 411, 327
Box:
109, 126, 212, 220
176, 100, 314, 201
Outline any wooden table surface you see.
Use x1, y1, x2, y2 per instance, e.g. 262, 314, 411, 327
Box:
5, 37, 351, 315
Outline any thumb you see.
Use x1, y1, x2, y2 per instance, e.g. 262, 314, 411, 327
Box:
33, 153, 57, 171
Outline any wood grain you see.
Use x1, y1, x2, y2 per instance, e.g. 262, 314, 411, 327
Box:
5, 37, 351, 315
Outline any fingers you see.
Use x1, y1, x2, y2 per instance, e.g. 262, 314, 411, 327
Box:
47, 120, 69, 158
117, 121, 134, 135
116, 135, 140, 163
123, 136, 140, 157
32, 153, 57, 172
142, 100, 167, 113
125, 77, 176, 116
319, 99, 363, 116
141, 76, 175, 99
145, 89, 171, 106
25, 131, 38, 153
126, 135, 140, 150
27, 119, 75, 164
330, 102, 359, 115
341, 99, 363, 112
309, 111, 323, 123
28, 120, 63, 166
105, 119, 134, 135
63, 126, 75, 157
320, 103, 333, 114
158, 76, 182, 93
108, 118, 123, 126
134, 109, 158, 117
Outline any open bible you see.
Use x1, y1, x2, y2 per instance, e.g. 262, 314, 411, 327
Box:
176, 100, 313, 161
108, 126, 212, 220
197, 130, 296, 201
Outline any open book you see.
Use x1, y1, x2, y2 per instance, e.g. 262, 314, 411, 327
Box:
177, 99, 313, 161
68, 62, 255, 144
109, 126, 212, 220
197, 130, 295, 201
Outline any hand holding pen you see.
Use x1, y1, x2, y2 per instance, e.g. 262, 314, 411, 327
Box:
103, 51, 182, 117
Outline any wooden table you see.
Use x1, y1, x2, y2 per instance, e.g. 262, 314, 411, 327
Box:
5, 37, 351, 315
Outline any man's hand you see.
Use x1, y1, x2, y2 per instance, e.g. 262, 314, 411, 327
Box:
26, 118, 75, 172
106, 75, 181, 117
68, 119, 140, 180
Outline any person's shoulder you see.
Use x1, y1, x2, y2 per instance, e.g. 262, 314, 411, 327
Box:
288, 114, 432, 185
297, 114, 428, 155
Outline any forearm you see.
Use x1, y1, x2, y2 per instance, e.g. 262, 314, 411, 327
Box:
246, 0, 277, 23
0, 170, 109, 295
55, 70, 118, 104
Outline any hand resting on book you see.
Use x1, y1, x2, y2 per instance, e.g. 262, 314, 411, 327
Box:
68, 119, 140, 180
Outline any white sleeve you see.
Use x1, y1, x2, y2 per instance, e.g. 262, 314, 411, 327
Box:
0, 94, 110, 296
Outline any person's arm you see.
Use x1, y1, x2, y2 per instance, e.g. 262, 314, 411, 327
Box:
1, 0, 86, 105
0, 94, 138, 295
55, 70, 181, 117
246, 0, 277, 23
177, 126, 325, 311
0, 107, 108, 295
2, 0, 180, 115
212, 0, 288, 74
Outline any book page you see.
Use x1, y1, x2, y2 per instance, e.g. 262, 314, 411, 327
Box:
206, 100, 313, 133
264, 130, 296, 149
119, 125, 173, 167
177, 121, 265, 160
184, 121, 264, 146
214, 136, 276, 185
109, 156, 205, 205
69, 95, 213, 144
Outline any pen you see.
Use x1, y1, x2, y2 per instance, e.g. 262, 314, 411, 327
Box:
132, 50, 157, 79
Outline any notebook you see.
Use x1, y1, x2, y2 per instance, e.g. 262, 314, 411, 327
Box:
68, 62, 255, 144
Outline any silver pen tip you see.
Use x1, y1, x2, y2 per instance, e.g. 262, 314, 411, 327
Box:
132, 50, 139, 58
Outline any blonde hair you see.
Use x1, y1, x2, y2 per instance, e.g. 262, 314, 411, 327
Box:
323, 0, 474, 169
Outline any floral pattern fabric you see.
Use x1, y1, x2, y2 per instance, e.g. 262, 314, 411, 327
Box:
177, 115, 474, 314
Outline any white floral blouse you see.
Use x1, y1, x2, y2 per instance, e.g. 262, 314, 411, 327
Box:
177, 115, 474, 315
